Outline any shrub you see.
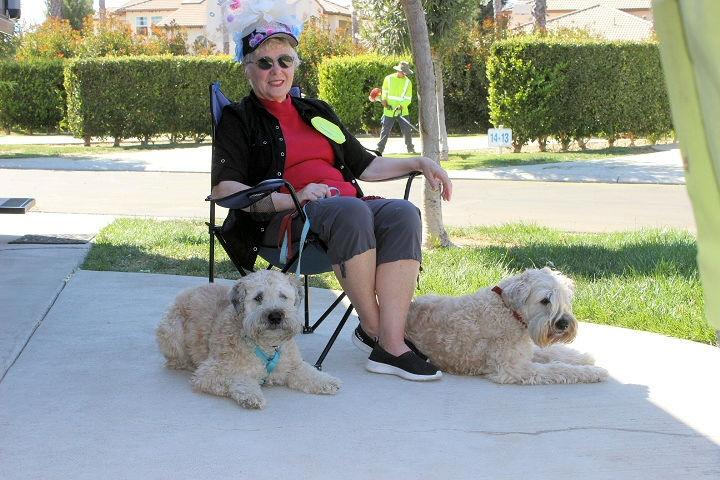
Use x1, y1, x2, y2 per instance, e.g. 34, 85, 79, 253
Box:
0, 59, 65, 133
15, 18, 81, 60
440, 27, 493, 133
318, 55, 418, 133
76, 16, 137, 57
487, 38, 673, 151
296, 20, 361, 98
64, 56, 248, 144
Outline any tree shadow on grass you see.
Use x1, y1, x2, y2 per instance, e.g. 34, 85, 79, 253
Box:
455, 237, 698, 281
82, 242, 338, 290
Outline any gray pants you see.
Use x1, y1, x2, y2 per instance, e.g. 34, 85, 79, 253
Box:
263, 197, 422, 267
377, 115, 415, 154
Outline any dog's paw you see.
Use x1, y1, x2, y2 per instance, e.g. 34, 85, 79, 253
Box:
585, 365, 609, 383
315, 374, 341, 395
575, 351, 596, 365
164, 358, 191, 370
230, 390, 267, 409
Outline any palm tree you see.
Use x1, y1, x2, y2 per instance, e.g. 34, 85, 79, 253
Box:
533, 0, 547, 33
47, 0, 63, 18
399, 0, 452, 248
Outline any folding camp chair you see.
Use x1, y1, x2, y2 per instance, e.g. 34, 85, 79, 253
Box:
206, 82, 420, 370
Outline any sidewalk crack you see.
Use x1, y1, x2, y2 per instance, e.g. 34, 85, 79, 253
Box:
0, 268, 79, 384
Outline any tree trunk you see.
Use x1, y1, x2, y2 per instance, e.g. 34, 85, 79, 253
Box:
533, 0, 547, 33
400, 0, 451, 248
99, 0, 106, 19
47, 0, 63, 18
433, 56, 449, 162
493, 0, 503, 38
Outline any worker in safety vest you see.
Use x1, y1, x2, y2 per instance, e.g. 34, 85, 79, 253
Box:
377, 61, 416, 154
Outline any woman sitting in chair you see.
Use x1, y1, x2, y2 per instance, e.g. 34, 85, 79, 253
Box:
210, 6, 452, 382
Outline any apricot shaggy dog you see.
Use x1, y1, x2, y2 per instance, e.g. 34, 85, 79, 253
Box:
406, 268, 608, 385
156, 270, 340, 409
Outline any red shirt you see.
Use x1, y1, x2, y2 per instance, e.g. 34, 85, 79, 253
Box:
260, 96, 357, 197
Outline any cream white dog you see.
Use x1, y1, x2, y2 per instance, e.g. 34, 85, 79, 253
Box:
156, 270, 341, 409
405, 267, 608, 385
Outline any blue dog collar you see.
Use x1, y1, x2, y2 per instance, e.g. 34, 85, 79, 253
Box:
254, 345, 281, 382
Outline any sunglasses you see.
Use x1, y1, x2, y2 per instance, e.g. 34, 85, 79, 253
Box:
248, 54, 296, 70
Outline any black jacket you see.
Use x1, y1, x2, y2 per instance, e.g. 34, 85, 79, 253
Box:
212, 91, 377, 269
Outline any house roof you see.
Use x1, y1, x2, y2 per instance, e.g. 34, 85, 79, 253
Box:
115, 0, 185, 13
547, 0, 651, 9
155, 0, 206, 28
505, 0, 651, 12
517, 4, 654, 41
315, 0, 351, 16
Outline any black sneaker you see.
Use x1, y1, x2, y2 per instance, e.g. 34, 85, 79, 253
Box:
366, 344, 442, 381
352, 325, 429, 361
352, 325, 376, 354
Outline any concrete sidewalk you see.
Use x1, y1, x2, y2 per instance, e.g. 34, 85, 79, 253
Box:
0, 135, 685, 185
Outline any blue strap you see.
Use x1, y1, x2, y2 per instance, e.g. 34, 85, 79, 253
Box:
295, 205, 311, 276
254, 345, 281, 384
279, 231, 289, 265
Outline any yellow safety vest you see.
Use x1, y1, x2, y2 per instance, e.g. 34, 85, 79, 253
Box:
381, 73, 412, 117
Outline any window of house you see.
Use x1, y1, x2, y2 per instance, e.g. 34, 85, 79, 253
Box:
337, 19, 350, 36
151, 16, 162, 26
136, 16, 148, 35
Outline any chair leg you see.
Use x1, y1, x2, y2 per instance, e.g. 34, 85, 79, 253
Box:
208, 226, 215, 283
208, 202, 216, 283
303, 275, 311, 334
314, 303, 355, 371
309, 292, 346, 332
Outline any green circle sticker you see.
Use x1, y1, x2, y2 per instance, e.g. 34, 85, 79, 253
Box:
311, 117, 346, 144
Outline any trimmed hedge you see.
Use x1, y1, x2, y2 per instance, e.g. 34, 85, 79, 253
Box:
65, 56, 249, 144
441, 34, 492, 133
487, 39, 673, 151
0, 60, 65, 133
318, 53, 490, 134
318, 55, 418, 133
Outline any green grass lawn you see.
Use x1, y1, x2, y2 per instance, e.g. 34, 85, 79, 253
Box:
388, 145, 656, 169
0, 142, 208, 159
82, 218, 712, 345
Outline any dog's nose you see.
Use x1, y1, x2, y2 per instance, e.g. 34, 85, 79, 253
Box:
267, 311, 283, 324
555, 318, 569, 330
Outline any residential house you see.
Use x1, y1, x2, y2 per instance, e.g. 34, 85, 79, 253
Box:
505, 0, 654, 40
315, 0, 352, 37
111, 0, 352, 53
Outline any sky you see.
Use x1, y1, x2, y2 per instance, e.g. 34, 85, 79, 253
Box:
19, 0, 353, 28
20, 1, 127, 26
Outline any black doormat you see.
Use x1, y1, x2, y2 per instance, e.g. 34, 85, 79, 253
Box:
8, 234, 95, 244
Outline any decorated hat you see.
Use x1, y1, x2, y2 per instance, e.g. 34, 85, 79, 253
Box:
393, 61, 414, 75
207, 0, 315, 62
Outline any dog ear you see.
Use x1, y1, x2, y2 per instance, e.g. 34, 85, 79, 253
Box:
500, 270, 533, 309
291, 274, 305, 309
229, 278, 248, 316
557, 271, 575, 297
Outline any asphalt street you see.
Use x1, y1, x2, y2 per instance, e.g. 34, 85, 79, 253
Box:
0, 168, 694, 233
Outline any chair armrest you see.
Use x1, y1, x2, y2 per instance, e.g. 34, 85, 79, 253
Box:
206, 178, 285, 210
206, 178, 307, 220
367, 171, 423, 201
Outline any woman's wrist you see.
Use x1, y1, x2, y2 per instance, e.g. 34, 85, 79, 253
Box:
415, 156, 427, 171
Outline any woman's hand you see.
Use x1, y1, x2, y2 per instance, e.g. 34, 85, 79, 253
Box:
298, 183, 331, 203
418, 157, 453, 201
